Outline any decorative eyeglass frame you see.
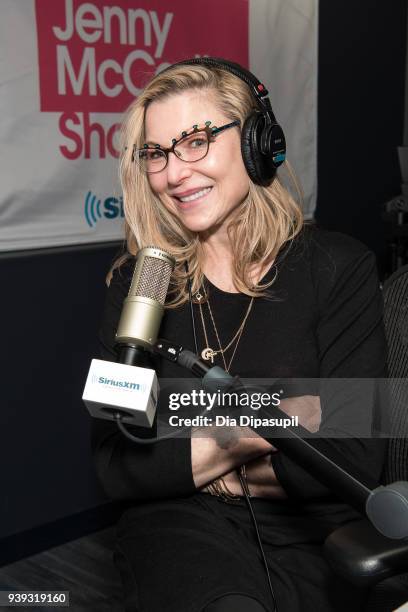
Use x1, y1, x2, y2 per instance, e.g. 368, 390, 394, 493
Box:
131, 119, 240, 172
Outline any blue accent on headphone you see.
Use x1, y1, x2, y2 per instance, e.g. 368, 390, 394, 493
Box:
273, 153, 286, 163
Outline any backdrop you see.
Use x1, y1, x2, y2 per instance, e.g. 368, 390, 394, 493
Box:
0, 0, 317, 251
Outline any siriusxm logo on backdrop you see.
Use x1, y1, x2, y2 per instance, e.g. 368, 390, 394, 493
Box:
84, 191, 124, 227
91, 373, 146, 392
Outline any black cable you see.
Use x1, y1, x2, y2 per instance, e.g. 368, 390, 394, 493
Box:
237, 471, 278, 612
115, 412, 190, 444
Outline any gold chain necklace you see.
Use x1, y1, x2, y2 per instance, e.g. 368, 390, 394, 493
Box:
196, 287, 254, 373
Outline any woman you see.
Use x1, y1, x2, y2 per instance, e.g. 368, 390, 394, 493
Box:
92, 59, 387, 612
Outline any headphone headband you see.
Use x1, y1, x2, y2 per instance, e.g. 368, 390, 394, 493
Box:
172, 57, 275, 119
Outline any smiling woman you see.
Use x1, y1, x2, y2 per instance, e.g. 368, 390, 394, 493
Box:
145, 92, 250, 236
92, 58, 387, 612
114, 61, 302, 302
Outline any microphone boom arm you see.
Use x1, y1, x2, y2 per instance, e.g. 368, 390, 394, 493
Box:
154, 339, 408, 540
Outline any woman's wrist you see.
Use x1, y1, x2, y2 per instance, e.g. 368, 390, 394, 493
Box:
191, 425, 275, 489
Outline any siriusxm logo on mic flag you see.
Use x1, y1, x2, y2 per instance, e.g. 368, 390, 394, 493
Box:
91, 373, 147, 392
83, 359, 158, 428
84, 191, 124, 227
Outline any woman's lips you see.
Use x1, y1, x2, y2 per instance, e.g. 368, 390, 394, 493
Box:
173, 187, 213, 208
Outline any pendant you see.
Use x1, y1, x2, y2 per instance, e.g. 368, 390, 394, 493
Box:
201, 347, 215, 363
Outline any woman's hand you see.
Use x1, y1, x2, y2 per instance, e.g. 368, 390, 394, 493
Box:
279, 394, 321, 433
191, 425, 274, 489
196, 395, 321, 497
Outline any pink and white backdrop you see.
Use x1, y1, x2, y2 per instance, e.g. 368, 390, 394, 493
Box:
0, 0, 318, 251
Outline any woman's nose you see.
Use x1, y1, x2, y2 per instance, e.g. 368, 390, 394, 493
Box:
165, 151, 193, 185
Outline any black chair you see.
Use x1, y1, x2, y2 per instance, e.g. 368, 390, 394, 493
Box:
324, 264, 408, 611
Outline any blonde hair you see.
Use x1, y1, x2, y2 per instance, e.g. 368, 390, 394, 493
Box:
111, 63, 304, 307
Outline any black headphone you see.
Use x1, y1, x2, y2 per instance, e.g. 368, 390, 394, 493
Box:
167, 57, 286, 187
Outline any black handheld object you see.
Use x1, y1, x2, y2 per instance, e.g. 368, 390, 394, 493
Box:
162, 57, 286, 186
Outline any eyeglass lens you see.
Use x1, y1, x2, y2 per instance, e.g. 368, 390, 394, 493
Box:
136, 130, 210, 173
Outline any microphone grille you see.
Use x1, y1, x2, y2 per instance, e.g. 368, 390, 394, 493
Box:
130, 247, 175, 305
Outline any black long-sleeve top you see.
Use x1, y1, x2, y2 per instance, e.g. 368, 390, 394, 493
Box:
91, 226, 387, 507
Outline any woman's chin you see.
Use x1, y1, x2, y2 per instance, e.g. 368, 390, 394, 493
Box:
176, 212, 215, 234
181, 221, 213, 234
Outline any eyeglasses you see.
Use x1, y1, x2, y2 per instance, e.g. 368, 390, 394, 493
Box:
132, 120, 240, 174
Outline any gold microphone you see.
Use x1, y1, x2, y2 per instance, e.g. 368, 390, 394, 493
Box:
116, 246, 175, 349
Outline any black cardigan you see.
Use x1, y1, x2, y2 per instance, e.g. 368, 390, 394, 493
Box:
91, 226, 387, 507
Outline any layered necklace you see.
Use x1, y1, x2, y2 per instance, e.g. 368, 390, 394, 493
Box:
195, 286, 254, 373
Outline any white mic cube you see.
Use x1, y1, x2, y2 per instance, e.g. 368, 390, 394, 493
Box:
82, 359, 158, 428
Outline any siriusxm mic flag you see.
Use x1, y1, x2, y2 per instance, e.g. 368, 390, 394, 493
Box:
83, 358, 158, 427
0, 0, 318, 251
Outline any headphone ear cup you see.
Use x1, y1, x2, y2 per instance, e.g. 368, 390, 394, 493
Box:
263, 123, 286, 168
241, 112, 277, 186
